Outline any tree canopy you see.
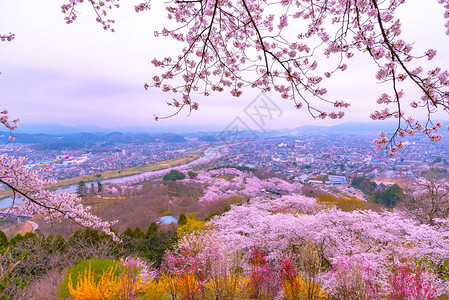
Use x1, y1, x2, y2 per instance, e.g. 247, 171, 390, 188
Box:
163, 170, 186, 181
370, 183, 405, 207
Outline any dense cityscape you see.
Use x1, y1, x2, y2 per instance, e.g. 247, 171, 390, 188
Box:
2, 129, 447, 185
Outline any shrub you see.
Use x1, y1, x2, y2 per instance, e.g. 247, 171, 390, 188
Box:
203, 247, 245, 300
163, 170, 186, 181
163, 273, 201, 300
0, 231, 8, 248
141, 277, 169, 299
176, 214, 211, 239
280, 253, 301, 300
0, 245, 28, 299
299, 242, 327, 299
58, 258, 122, 299
370, 184, 405, 207
387, 266, 437, 300
205, 274, 246, 300
177, 214, 187, 226
246, 246, 279, 299
187, 171, 198, 179
119, 256, 159, 299
326, 257, 380, 300
67, 262, 121, 300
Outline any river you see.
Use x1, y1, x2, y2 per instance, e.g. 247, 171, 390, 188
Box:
0, 147, 223, 209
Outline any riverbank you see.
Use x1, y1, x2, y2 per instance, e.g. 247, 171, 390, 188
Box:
0, 148, 205, 200
54, 149, 204, 189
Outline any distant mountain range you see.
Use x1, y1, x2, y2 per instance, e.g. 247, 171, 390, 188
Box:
14, 121, 404, 135
14, 123, 226, 135
292, 122, 399, 135
0, 131, 221, 145
1, 121, 445, 145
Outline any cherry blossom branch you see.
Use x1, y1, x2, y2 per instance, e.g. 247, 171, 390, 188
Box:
61, 0, 119, 31
0, 109, 118, 240
13, 0, 449, 155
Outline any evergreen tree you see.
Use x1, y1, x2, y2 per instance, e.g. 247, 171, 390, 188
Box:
188, 171, 198, 179
76, 181, 87, 197
97, 181, 103, 193
146, 222, 158, 238
370, 184, 404, 207
0, 230, 8, 248
163, 170, 186, 181
178, 214, 187, 226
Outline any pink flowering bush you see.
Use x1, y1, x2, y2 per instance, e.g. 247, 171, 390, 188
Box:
118, 256, 157, 299
324, 257, 382, 299
150, 190, 449, 298
280, 252, 302, 300
386, 266, 437, 300
246, 245, 279, 299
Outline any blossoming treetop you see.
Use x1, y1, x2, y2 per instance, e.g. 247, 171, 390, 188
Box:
58, 0, 449, 156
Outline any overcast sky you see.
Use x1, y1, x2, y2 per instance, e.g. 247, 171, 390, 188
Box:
1, 0, 449, 130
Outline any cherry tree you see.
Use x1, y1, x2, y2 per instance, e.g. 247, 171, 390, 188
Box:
400, 170, 449, 226
180, 168, 302, 205
0, 111, 118, 240
57, 0, 449, 156
208, 195, 449, 296
159, 193, 448, 296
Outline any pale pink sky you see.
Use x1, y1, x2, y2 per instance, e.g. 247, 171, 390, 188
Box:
1, 0, 448, 130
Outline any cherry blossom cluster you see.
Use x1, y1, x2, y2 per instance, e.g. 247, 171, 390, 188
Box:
323, 257, 381, 298
163, 229, 225, 283
120, 256, 158, 282
373, 118, 445, 157
0, 34, 15, 42
102, 183, 142, 197
0, 110, 19, 142
441, 0, 449, 35
147, 0, 367, 120
60, 0, 120, 31
161, 192, 448, 296
180, 168, 301, 205
0, 153, 119, 240
112, 146, 224, 186
134, 0, 150, 13
323, 257, 439, 299
141, 0, 449, 152
57, 0, 449, 153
